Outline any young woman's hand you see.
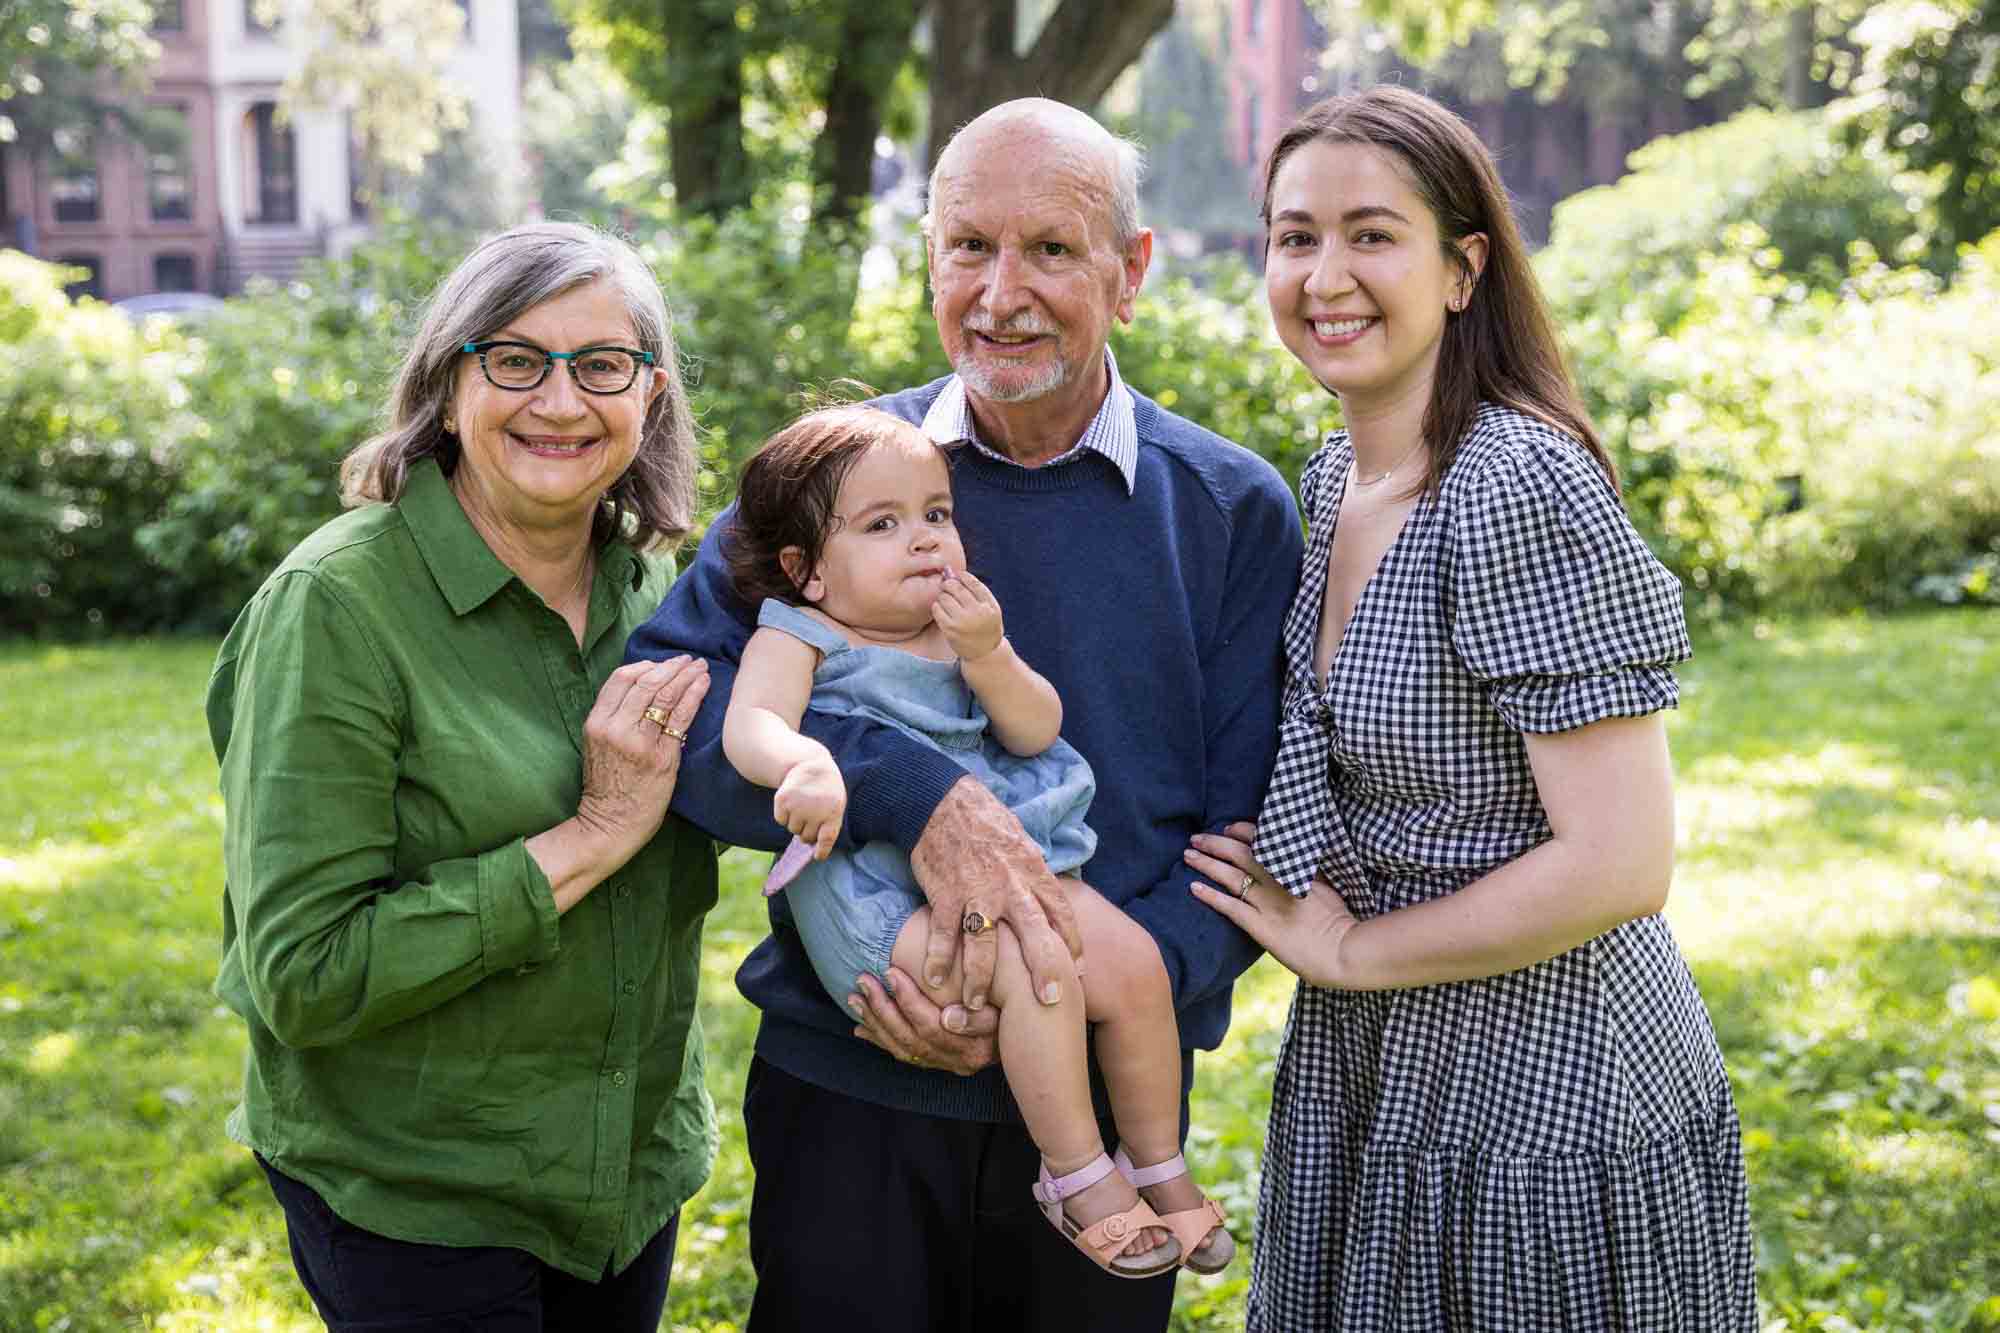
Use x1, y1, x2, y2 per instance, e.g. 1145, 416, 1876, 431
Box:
934, 569, 1004, 661
1185, 822, 1365, 990
773, 753, 845, 860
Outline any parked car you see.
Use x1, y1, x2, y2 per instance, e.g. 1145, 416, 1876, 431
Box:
112, 292, 226, 322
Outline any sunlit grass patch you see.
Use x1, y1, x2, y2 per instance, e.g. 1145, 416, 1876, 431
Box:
1, 613, 1996, 1331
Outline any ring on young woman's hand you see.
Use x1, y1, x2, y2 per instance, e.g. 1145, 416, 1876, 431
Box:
1237, 872, 1256, 899
961, 909, 997, 936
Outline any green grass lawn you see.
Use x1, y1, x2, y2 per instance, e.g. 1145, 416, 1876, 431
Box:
2, 611, 1996, 1332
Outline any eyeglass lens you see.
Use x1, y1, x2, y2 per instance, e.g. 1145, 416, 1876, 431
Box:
482, 345, 639, 393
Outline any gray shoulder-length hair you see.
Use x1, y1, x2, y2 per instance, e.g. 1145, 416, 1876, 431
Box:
340, 221, 700, 551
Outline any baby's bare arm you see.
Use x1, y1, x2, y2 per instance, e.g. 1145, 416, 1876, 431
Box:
722, 627, 846, 857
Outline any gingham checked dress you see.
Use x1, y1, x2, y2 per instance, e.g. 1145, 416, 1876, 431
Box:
1246, 405, 1756, 1331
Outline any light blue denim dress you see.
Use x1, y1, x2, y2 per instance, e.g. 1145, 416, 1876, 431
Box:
757, 598, 1097, 1006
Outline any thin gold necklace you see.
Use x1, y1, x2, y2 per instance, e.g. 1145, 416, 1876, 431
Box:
1349, 439, 1426, 489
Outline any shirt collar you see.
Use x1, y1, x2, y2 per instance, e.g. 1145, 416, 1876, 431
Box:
400, 458, 515, 616
919, 347, 1139, 494
398, 457, 644, 617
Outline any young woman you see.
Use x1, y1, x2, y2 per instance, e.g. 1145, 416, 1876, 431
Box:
1185, 88, 1757, 1329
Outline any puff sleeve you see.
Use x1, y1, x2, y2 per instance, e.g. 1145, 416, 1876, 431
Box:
1444, 425, 1690, 734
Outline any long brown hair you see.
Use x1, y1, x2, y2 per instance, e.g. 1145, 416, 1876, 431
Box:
1260, 86, 1615, 494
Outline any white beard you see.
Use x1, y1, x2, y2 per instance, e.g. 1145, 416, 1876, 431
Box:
955, 353, 1071, 403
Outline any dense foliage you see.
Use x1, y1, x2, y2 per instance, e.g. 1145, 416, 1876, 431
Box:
1538, 106, 1997, 613
4, 97, 1996, 634
0, 252, 199, 635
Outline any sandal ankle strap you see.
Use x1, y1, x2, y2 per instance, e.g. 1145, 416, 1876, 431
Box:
1113, 1146, 1190, 1190
1033, 1153, 1116, 1206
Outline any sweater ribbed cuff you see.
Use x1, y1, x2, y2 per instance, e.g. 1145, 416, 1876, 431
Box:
844, 747, 969, 853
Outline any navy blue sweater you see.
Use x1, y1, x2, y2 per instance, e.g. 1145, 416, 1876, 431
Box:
626, 378, 1304, 1121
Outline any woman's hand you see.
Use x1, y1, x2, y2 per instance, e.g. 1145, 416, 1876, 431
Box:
576, 656, 710, 856
1186, 821, 1365, 990
529, 656, 709, 914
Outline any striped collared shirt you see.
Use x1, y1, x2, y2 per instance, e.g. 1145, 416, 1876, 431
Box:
918, 348, 1140, 494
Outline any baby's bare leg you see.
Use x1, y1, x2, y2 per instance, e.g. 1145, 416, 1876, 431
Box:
887, 907, 1171, 1255
1070, 884, 1208, 1218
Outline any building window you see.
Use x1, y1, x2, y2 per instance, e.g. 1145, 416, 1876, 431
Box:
151, 0, 184, 30
154, 253, 198, 291
149, 105, 194, 222
59, 255, 103, 300
50, 126, 99, 223
245, 102, 298, 223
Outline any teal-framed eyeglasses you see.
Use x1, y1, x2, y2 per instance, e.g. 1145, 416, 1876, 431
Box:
462, 340, 656, 395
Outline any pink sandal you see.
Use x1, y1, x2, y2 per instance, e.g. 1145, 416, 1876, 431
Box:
1033, 1154, 1183, 1279
1114, 1147, 1235, 1275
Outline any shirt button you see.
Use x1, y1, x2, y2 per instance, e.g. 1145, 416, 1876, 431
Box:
621, 980, 637, 995
615, 884, 632, 899
611, 1070, 628, 1086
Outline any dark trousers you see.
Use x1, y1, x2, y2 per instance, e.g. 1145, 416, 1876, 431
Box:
258, 1156, 678, 1333
743, 1057, 1179, 1333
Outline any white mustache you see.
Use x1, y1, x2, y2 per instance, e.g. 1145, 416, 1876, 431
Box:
964, 317, 1055, 338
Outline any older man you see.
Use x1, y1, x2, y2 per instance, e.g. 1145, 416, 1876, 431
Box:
627, 99, 1301, 1330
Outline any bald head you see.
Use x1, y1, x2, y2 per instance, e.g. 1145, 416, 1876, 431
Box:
927, 98, 1147, 251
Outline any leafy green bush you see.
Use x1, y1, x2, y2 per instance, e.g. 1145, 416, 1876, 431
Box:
0, 251, 201, 635
1751, 236, 2000, 609
1552, 223, 2000, 613
1540, 106, 1932, 336
1539, 107, 1994, 614
136, 221, 464, 631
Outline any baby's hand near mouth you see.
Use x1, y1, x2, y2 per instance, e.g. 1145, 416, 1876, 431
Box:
935, 569, 1006, 661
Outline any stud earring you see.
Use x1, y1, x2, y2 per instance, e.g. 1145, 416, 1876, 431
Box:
443, 417, 458, 434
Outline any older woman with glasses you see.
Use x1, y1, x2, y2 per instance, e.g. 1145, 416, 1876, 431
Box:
208, 222, 717, 1331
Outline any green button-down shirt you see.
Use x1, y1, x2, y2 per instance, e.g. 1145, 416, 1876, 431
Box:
207, 459, 718, 1280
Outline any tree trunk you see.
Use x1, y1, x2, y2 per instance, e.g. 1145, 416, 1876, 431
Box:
925, 0, 1177, 176
813, 0, 923, 225
1784, 5, 1819, 109
666, 0, 751, 217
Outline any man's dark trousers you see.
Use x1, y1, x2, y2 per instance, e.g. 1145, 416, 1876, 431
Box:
743, 1057, 1179, 1331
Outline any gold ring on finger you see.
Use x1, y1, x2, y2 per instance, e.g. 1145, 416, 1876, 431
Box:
661, 723, 689, 743
1237, 872, 1256, 899
641, 706, 670, 729
961, 909, 996, 937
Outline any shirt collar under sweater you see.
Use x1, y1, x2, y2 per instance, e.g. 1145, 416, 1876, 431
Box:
919, 348, 1139, 494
